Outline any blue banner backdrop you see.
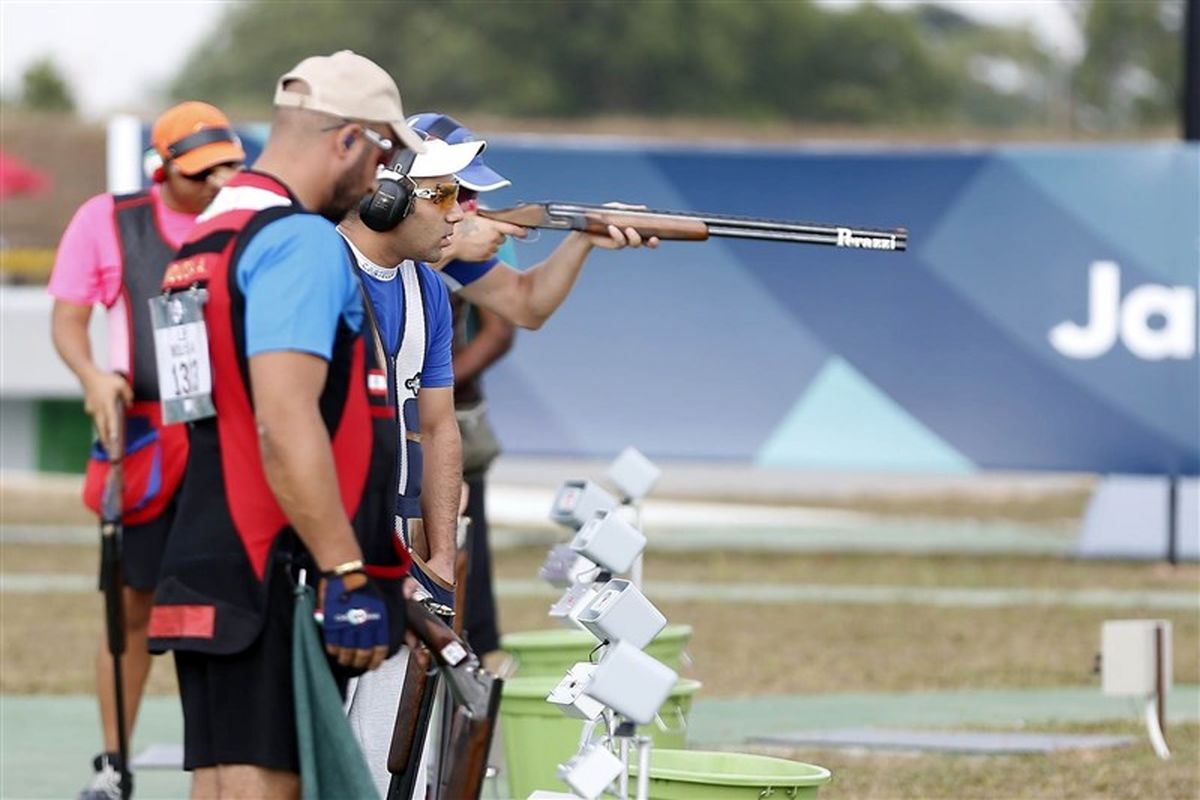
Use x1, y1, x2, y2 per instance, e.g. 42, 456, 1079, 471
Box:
474, 139, 1198, 475
164, 129, 1199, 475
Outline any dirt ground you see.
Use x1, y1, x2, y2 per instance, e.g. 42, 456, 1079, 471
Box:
5, 544, 1196, 698
3, 539, 1197, 798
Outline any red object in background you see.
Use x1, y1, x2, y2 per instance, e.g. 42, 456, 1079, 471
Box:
0, 150, 51, 199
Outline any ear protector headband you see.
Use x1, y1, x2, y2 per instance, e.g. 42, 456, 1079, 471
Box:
358, 146, 419, 232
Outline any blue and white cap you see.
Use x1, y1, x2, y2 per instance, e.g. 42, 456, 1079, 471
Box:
407, 112, 511, 193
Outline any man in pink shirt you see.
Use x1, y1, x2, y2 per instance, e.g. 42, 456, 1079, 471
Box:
49, 101, 244, 800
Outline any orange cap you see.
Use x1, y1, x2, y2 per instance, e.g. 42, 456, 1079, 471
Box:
151, 101, 245, 176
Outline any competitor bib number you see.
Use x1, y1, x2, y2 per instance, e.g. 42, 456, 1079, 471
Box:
149, 291, 215, 424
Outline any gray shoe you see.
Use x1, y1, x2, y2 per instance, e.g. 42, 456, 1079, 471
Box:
77, 753, 128, 800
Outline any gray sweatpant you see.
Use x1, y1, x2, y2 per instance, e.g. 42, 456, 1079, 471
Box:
344, 647, 436, 799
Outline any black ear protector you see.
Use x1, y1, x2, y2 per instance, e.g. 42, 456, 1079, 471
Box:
343, 132, 356, 151
358, 146, 419, 232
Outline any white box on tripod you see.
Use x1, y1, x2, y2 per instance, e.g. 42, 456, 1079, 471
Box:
548, 583, 601, 630
550, 480, 619, 530
558, 744, 623, 800
546, 662, 605, 720
577, 578, 666, 649
584, 640, 677, 725
607, 446, 661, 502
538, 543, 598, 588
1102, 619, 1172, 696
570, 510, 645, 574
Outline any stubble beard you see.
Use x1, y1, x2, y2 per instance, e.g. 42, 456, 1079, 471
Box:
321, 148, 375, 223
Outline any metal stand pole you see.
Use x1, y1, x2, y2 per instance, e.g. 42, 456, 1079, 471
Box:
1155, 624, 1168, 747
629, 501, 644, 590
634, 736, 651, 800
617, 735, 630, 799
1166, 475, 1179, 565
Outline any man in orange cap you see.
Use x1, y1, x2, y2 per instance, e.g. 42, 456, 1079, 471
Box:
48, 100, 244, 800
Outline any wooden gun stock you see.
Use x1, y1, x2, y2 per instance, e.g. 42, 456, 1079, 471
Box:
386, 646, 434, 776
573, 210, 709, 240
395, 597, 503, 800
480, 203, 708, 241
99, 401, 125, 535
453, 518, 471, 637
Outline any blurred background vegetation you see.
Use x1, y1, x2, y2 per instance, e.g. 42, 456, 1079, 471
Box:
157, 0, 1186, 136
0, 0, 1189, 252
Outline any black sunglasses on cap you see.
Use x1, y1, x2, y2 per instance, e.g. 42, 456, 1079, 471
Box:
164, 127, 240, 160
181, 162, 242, 182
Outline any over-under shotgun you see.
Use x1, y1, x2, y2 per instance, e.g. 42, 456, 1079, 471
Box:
479, 202, 907, 251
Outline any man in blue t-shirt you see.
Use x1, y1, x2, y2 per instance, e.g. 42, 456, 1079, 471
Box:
337, 135, 484, 604
334, 136, 485, 796
404, 114, 661, 673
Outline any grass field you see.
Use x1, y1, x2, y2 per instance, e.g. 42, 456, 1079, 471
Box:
6, 543, 1197, 697
4, 538, 1197, 798
751, 721, 1199, 800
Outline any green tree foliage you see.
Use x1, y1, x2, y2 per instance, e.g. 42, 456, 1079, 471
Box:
1072, 0, 1185, 131
21, 56, 76, 113
166, 0, 1178, 132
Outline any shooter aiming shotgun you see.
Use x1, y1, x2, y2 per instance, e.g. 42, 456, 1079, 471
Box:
99, 399, 132, 800
480, 202, 908, 251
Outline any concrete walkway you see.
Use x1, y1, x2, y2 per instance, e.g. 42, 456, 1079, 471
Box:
5, 573, 1195, 612
3, 463, 1083, 559
2, 509, 1077, 558
4, 686, 1195, 799
685, 685, 1200, 747
492, 579, 1200, 611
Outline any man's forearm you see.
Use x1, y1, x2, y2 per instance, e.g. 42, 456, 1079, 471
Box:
520, 232, 594, 328
50, 302, 103, 382
452, 310, 514, 385
258, 407, 363, 571
419, 416, 462, 570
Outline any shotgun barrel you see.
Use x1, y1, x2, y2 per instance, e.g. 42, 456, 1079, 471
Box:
478, 202, 908, 251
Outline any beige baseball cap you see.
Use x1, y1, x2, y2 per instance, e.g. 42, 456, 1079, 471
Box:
274, 50, 426, 154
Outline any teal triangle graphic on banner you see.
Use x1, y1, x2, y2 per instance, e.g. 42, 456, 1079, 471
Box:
756, 357, 973, 472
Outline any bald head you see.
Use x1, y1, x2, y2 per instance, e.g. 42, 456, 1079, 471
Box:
269, 104, 342, 142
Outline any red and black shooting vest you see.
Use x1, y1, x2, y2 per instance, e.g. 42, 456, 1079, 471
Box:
147, 171, 408, 655
81, 191, 188, 526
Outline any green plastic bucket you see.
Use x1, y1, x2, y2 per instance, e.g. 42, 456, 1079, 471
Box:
630, 749, 832, 800
500, 677, 702, 799
500, 624, 692, 677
